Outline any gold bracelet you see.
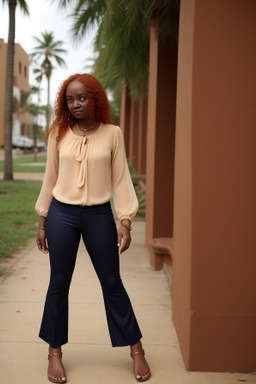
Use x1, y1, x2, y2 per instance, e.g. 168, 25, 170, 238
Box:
121, 219, 132, 231
38, 225, 46, 230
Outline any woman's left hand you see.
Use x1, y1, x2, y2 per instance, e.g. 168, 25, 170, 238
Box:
118, 225, 131, 254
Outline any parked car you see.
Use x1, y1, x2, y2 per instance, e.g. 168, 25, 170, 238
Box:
12, 137, 47, 151
12, 136, 33, 150
36, 140, 47, 151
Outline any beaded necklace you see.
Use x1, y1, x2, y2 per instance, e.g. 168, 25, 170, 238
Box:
76, 122, 97, 136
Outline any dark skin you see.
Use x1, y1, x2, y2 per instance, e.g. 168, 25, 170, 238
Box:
36, 80, 151, 383
37, 81, 131, 256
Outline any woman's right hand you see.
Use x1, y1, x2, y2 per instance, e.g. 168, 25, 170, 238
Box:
36, 228, 49, 254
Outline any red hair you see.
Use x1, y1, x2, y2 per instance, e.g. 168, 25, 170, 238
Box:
47, 73, 112, 143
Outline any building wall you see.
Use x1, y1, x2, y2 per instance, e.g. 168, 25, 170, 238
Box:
129, 100, 140, 169
120, 85, 131, 156
172, 0, 194, 366
0, 39, 30, 146
119, 0, 256, 372
145, 18, 177, 268
173, 0, 256, 371
119, 86, 147, 176
137, 97, 147, 175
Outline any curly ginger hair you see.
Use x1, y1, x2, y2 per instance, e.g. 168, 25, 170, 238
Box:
47, 73, 112, 143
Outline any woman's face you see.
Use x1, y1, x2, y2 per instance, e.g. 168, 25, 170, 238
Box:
66, 80, 90, 120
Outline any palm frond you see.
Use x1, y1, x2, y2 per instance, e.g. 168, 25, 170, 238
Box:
52, 54, 66, 67
92, 0, 150, 99
51, 0, 179, 101
18, 0, 29, 15
48, 0, 74, 7
70, 0, 106, 40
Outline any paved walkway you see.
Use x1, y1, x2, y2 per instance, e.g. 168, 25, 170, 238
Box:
0, 172, 44, 180
0, 220, 255, 384
0, 148, 46, 161
0, 169, 255, 382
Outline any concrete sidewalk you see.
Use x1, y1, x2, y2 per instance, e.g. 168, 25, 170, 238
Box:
0, 221, 255, 384
0, 172, 44, 181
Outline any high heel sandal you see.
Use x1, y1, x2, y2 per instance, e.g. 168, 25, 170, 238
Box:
130, 349, 151, 382
48, 352, 67, 383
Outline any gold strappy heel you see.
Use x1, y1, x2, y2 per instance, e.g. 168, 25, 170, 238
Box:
48, 352, 67, 383
130, 349, 151, 382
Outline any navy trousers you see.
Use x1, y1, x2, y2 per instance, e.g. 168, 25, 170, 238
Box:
39, 198, 142, 348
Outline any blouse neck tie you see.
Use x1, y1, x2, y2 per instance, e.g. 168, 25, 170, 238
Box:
76, 137, 87, 187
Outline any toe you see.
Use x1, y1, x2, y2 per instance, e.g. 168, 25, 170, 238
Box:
142, 371, 151, 381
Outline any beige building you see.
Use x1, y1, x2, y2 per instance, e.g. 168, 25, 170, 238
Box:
0, 39, 30, 147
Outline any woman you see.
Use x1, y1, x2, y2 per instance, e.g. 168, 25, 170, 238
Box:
35, 73, 151, 383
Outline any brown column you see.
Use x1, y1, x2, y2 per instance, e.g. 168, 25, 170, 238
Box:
120, 86, 147, 175
137, 97, 148, 175
173, 0, 256, 371
145, 17, 177, 268
119, 84, 131, 155
129, 100, 140, 169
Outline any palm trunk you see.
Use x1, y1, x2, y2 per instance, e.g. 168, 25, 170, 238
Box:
46, 75, 50, 130
33, 124, 37, 162
4, 0, 17, 180
33, 90, 40, 163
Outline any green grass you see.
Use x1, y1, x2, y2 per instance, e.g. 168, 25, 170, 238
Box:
0, 180, 42, 271
0, 155, 46, 173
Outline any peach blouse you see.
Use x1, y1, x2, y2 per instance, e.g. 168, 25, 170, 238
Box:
35, 123, 138, 221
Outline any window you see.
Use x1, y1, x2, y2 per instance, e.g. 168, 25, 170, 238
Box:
24, 65, 27, 78
19, 61, 22, 74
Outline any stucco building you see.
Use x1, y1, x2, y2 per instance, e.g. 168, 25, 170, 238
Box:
120, 0, 256, 373
0, 39, 30, 147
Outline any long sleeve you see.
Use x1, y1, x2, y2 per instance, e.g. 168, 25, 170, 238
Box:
35, 129, 59, 217
34, 124, 138, 217
111, 127, 138, 221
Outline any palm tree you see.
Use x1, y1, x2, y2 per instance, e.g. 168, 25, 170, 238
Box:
12, 86, 46, 161
13, 89, 31, 117
29, 102, 47, 162
2, 0, 29, 180
30, 31, 67, 130
30, 61, 49, 134
51, 0, 179, 101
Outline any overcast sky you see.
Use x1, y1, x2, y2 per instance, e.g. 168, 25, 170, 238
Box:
0, 0, 96, 106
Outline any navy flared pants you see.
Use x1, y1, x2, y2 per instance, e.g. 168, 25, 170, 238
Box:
39, 198, 142, 348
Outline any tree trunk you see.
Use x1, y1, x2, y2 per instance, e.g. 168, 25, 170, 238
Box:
33, 125, 37, 163
46, 74, 51, 131
4, 0, 17, 180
